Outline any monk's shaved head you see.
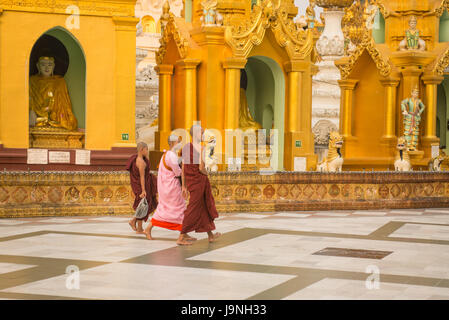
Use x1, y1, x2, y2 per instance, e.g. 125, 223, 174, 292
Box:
190, 124, 204, 142
137, 142, 148, 152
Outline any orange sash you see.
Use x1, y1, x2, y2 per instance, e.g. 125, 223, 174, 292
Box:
162, 152, 172, 172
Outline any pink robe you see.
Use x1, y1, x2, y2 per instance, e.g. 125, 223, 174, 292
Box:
151, 150, 186, 230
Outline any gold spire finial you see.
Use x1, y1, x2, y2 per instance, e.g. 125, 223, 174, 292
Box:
163, 0, 170, 14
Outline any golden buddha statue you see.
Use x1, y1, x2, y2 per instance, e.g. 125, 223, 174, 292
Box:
239, 88, 262, 131
29, 56, 78, 131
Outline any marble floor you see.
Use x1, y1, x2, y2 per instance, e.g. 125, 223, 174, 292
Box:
0, 208, 449, 300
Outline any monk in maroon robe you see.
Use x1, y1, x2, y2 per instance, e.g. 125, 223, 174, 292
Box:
179, 124, 220, 245
126, 142, 158, 234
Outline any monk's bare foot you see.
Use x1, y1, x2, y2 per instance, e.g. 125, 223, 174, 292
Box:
185, 234, 197, 241
176, 239, 193, 246
128, 219, 137, 232
144, 229, 153, 240
208, 232, 221, 243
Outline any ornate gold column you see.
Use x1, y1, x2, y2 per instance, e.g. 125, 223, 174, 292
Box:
283, 61, 317, 171
338, 79, 358, 140
176, 59, 201, 130
422, 74, 444, 148
380, 78, 400, 145
155, 64, 173, 151
285, 63, 302, 133
0, 8, 2, 146
222, 57, 247, 130
401, 66, 422, 100
112, 16, 139, 148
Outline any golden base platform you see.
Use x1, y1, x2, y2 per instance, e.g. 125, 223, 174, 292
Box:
1, 171, 449, 218
29, 127, 85, 149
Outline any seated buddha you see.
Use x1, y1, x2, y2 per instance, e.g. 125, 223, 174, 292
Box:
239, 88, 262, 131
29, 56, 78, 131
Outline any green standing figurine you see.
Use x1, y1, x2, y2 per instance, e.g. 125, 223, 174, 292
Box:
401, 85, 425, 151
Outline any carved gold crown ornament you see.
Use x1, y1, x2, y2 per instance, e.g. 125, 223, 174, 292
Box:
156, 1, 189, 65
224, 0, 313, 60
336, 0, 391, 79
342, 0, 367, 50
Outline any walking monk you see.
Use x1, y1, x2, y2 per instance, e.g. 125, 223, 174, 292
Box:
144, 135, 196, 244
179, 124, 221, 245
126, 142, 158, 234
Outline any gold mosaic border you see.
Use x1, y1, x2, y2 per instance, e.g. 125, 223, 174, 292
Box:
1, 171, 449, 217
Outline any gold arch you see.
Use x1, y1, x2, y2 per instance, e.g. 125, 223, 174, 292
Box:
155, 6, 189, 65
141, 15, 156, 33
435, 0, 449, 17
224, 0, 314, 60
337, 33, 391, 80
434, 46, 449, 75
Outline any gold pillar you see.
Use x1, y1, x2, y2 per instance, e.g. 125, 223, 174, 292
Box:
283, 61, 317, 171
338, 79, 358, 140
112, 16, 139, 148
285, 66, 302, 133
176, 59, 201, 130
422, 74, 444, 147
0, 8, 2, 146
380, 78, 400, 145
222, 57, 247, 130
155, 64, 174, 151
401, 66, 422, 101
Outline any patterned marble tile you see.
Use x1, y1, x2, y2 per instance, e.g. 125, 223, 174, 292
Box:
0, 233, 178, 262
1, 263, 295, 300
352, 211, 388, 216
283, 278, 449, 300
188, 233, 449, 279
0, 263, 36, 274
389, 223, 449, 241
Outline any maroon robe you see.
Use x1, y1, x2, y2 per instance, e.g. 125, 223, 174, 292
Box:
181, 143, 218, 233
126, 154, 158, 222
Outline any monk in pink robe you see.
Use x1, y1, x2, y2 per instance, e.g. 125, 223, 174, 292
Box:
178, 125, 221, 245
144, 135, 196, 244
126, 142, 158, 234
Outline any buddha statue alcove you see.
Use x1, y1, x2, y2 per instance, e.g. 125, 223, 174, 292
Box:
29, 56, 84, 149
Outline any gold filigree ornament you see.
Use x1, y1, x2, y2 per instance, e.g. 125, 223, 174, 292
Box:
224, 0, 313, 60
0, 0, 134, 17
435, 0, 449, 18
434, 46, 449, 76
156, 1, 189, 65
337, 32, 391, 79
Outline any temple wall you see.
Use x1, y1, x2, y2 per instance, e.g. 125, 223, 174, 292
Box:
0, 11, 131, 150
2, 171, 449, 217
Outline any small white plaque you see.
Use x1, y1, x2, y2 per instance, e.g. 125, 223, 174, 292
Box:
75, 150, 91, 165
294, 157, 307, 172
235, 158, 242, 171
27, 149, 48, 164
431, 145, 440, 159
49, 151, 70, 164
